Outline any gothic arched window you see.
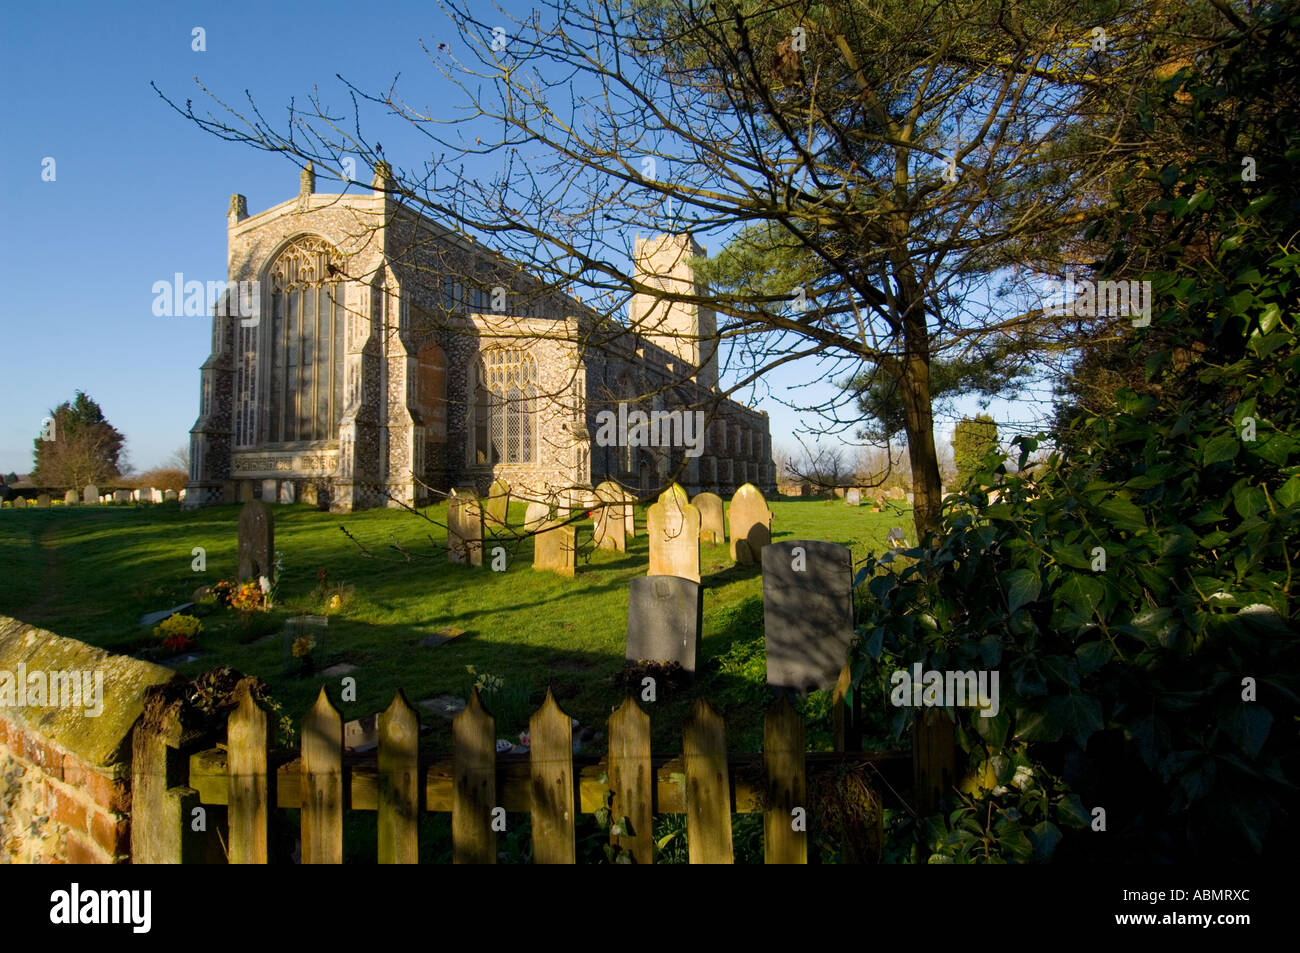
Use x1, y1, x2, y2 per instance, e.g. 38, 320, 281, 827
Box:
265, 236, 345, 444
471, 348, 537, 465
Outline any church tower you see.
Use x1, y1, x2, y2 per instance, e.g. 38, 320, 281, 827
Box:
628, 234, 719, 389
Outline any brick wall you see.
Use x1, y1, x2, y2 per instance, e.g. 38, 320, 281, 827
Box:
0, 617, 176, 864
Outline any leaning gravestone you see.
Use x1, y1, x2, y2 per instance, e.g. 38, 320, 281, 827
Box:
523, 501, 550, 531
762, 540, 855, 693
484, 479, 510, 529
845, 487, 861, 506
82, 484, 97, 504
728, 483, 772, 565
237, 500, 275, 582
626, 575, 701, 675
448, 496, 484, 567
646, 484, 701, 583
691, 492, 725, 544
593, 481, 627, 552
36, 494, 51, 507
532, 519, 576, 577
64, 489, 78, 505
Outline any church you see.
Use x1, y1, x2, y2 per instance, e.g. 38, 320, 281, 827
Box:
184, 163, 775, 511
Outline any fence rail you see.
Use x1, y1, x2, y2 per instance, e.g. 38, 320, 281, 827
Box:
132, 677, 913, 864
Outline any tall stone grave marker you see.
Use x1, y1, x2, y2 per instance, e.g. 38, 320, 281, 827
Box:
448, 496, 484, 566
237, 501, 275, 582
532, 519, 576, 577
484, 479, 511, 529
64, 489, 79, 505
728, 483, 772, 564
593, 481, 627, 552
625, 575, 701, 674
646, 484, 700, 583
691, 492, 725, 544
762, 540, 855, 693
83, 485, 97, 504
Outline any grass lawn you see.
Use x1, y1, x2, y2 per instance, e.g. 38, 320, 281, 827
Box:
0, 495, 914, 756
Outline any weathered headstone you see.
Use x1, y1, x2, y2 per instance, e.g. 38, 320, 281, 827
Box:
300, 483, 318, 507
691, 492, 725, 544
261, 478, 278, 502
237, 500, 275, 582
238, 481, 255, 503
164, 489, 178, 502
523, 501, 550, 531
886, 527, 909, 549
113, 490, 131, 504
647, 484, 700, 583
532, 519, 576, 577
484, 479, 510, 528
845, 487, 861, 506
36, 494, 51, 508
626, 575, 701, 674
64, 489, 78, 505
448, 496, 483, 566
762, 540, 855, 693
344, 715, 379, 753
11, 496, 26, 509
833, 487, 846, 499
279, 481, 296, 505
82, 484, 97, 505
178, 488, 187, 502
623, 489, 636, 538
728, 483, 772, 565
593, 481, 627, 552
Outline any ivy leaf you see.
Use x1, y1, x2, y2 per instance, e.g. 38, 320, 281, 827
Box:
1013, 705, 1062, 742
1000, 569, 1041, 613
1221, 705, 1273, 757
1047, 695, 1103, 747
1098, 497, 1146, 532
1028, 821, 1063, 862
1277, 474, 1300, 508
1201, 435, 1239, 465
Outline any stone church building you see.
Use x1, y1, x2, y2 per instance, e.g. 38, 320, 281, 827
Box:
184, 164, 774, 511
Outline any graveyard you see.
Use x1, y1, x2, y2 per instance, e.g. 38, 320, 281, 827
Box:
0, 490, 912, 755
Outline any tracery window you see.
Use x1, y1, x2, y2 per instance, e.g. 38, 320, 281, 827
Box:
262, 236, 345, 444
471, 348, 537, 465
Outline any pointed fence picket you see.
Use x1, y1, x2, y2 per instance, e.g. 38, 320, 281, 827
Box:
157, 684, 913, 865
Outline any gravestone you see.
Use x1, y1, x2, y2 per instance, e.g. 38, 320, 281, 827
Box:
623, 489, 636, 538
164, 489, 178, 501
64, 489, 78, 505
728, 483, 772, 565
237, 501, 275, 582
626, 575, 701, 674
448, 496, 483, 566
178, 488, 187, 502
82, 484, 97, 504
11, 496, 26, 509
261, 479, 278, 502
146, 488, 160, 503
593, 481, 627, 552
300, 483, 318, 507
845, 487, 861, 506
762, 540, 855, 693
833, 487, 846, 499
36, 494, 51, 507
646, 484, 700, 583
691, 492, 725, 544
344, 715, 379, 753
279, 481, 296, 505
523, 501, 550, 531
484, 479, 510, 528
238, 481, 255, 503
532, 519, 576, 577
886, 527, 909, 549
113, 490, 131, 504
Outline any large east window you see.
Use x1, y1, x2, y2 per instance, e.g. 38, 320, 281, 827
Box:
472, 348, 537, 465
265, 237, 345, 444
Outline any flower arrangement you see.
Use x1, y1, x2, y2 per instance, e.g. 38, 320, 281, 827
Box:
153, 614, 202, 654
228, 581, 266, 612
290, 635, 315, 659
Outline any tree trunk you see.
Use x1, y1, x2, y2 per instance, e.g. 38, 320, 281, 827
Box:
896, 310, 944, 542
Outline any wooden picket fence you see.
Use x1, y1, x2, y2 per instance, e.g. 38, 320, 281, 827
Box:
130, 678, 918, 864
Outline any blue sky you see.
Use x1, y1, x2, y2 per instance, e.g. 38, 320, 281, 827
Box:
0, 0, 1054, 477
